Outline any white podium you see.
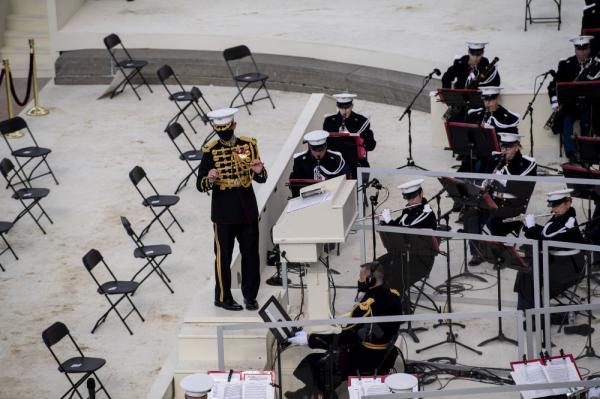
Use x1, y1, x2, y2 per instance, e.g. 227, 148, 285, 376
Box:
272, 176, 357, 324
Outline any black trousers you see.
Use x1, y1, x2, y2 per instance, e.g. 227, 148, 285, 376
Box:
213, 222, 260, 302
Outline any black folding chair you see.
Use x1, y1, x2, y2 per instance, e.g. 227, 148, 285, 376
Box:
157, 64, 213, 134
165, 122, 211, 194
0, 158, 53, 234
128, 165, 184, 243
0, 117, 59, 187
223, 45, 275, 115
120, 216, 174, 294
82, 249, 145, 335
103, 33, 152, 100
0, 220, 17, 272
42, 321, 112, 399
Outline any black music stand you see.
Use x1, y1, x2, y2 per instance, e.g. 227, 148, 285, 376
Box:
473, 242, 528, 347
379, 231, 439, 343
575, 136, 600, 167
557, 81, 600, 106
445, 122, 499, 172
415, 226, 482, 356
439, 176, 497, 283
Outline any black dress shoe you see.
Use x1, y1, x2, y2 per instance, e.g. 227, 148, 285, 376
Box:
214, 299, 243, 311
244, 299, 259, 311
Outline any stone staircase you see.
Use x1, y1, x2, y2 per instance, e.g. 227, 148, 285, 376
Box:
1, 0, 53, 78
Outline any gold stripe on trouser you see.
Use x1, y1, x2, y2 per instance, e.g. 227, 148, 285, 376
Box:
214, 224, 224, 302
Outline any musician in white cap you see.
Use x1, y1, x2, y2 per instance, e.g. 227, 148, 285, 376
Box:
290, 130, 348, 181
380, 179, 437, 229
515, 189, 585, 310
547, 35, 599, 161
467, 87, 520, 136
323, 93, 376, 175
180, 373, 214, 399
442, 41, 501, 89
197, 108, 267, 311
484, 133, 537, 237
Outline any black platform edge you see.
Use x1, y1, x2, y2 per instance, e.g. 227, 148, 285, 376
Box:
55, 49, 438, 113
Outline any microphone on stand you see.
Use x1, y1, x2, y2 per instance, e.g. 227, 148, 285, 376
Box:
537, 69, 556, 78
427, 68, 442, 78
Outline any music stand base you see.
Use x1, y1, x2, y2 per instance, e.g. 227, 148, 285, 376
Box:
398, 158, 427, 171
576, 345, 600, 360
477, 331, 518, 347
433, 320, 465, 329
399, 322, 428, 343
416, 331, 482, 355
449, 271, 488, 283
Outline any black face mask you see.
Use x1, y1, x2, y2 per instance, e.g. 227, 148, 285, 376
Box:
357, 280, 371, 292
218, 129, 234, 142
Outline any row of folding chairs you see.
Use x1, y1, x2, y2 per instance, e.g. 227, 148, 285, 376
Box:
103, 33, 275, 115
0, 116, 58, 270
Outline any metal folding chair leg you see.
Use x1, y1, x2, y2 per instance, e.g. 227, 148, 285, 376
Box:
132, 256, 174, 294
175, 165, 200, 194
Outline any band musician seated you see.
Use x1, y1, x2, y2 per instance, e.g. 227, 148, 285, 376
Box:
290, 130, 348, 182
515, 189, 585, 311
285, 261, 403, 399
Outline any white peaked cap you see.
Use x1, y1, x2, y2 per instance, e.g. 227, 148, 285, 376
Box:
304, 130, 329, 146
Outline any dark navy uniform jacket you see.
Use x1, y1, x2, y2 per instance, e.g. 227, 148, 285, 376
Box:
442, 55, 501, 89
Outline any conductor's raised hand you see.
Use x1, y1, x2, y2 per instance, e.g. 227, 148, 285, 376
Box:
250, 158, 264, 174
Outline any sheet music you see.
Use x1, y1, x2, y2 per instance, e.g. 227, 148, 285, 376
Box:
223, 382, 243, 399
510, 363, 554, 399
543, 357, 582, 395
242, 382, 268, 399
285, 192, 332, 213
361, 380, 390, 396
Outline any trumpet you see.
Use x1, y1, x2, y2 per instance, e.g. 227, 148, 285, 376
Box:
502, 213, 553, 223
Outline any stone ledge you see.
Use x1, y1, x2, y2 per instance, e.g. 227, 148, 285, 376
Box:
55, 49, 438, 112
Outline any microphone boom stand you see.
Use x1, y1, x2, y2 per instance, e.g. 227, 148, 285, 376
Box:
522, 72, 559, 174
398, 72, 436, 170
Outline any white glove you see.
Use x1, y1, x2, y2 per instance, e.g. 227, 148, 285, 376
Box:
287, 331, 308, 346
524, 214, 535, 228
551, 102, 559, 110
381, 208, 392, 224
565, 217, 575, 229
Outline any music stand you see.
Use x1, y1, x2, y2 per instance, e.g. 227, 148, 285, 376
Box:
473, 242, 529, 347
575, 136, 600, 167
437, 89, 484, 110
557, 81, 600, 103
378, 231, 440, 343
445, 122, 499, 171
327, 133, 362, 180
438, 176, 497, 283
258, 296, 299, 399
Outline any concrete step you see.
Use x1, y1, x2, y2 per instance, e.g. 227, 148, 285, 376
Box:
178, 324, 268, 363
6, 14, 48, 33
3, 31, 49, 48
9, 0, 47, 16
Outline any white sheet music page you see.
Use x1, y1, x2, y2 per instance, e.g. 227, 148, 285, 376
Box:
543, 357, 581, 395
511, 362, 554, 399
285, 192, 332, 213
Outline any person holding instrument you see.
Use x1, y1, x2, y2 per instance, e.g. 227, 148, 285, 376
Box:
197, 108, 267, 311
442, 41, 501, 89
286, 261, 403, 399
485, 133, 537, 237
380, 179, 437, 229
290, 130, 348, 181
547, 35, 600, 162
514, 189, 585, 310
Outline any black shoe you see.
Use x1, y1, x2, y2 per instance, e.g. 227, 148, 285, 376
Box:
244, 299, 259, 311
468, 256, 483, 266
214, 299, 243, 311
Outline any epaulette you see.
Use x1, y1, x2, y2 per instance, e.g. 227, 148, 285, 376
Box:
239, 136, 257, 144
389, 288, 400, 297
358, 297, 375, 311
293, 150, 308, 159
202, 139, 219, 153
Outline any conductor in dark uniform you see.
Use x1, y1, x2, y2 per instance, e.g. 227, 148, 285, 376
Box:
197, 108, 267, 311
485, 133, 537, 237
286, 261, 403, 398
547, 36, 599, 161
290, 130, 348, 181
442, 41, 501, 89
323, 93, 376, 177
515, 189, 585, 310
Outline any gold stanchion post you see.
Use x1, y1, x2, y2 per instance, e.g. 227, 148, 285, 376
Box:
3, 59, 24, 138
26, 38, 49, 116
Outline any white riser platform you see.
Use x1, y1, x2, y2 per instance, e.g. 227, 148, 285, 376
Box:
9, 0, 47, 16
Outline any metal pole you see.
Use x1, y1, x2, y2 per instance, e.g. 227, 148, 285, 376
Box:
27, 38, 49, 116
2, 59, 24, 138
